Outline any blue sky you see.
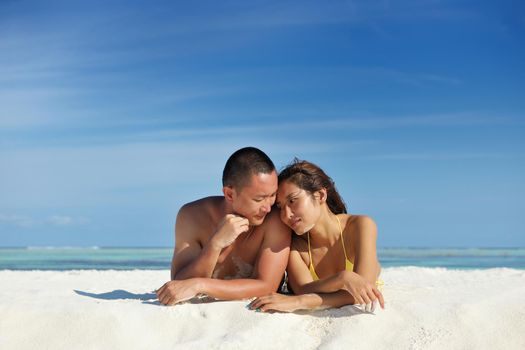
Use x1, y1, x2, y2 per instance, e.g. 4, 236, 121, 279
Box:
1, 0, 524, 247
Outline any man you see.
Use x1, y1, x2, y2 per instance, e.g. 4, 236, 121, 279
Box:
157, 147, 291, 305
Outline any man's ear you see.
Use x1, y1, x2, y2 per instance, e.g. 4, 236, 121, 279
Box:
223, 186, 235, 202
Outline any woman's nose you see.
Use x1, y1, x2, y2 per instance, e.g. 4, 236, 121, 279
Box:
283, 205, 293, 219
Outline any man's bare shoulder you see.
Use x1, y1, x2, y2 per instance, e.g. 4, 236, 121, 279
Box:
291, 235, 308, 253
176, 196, 225, 234
179, 196, 223, 218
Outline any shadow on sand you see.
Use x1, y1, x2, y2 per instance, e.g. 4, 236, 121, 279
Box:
74, 289, 157, 301
74, 289, 221, 306
73, 290, 370, 316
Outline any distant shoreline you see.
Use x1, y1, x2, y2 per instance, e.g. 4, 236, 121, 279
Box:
1, 247, 524, 270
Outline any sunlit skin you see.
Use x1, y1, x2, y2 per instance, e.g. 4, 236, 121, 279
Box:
249, 180, 384, 313
229, 171, 278, 226
155, 170, 291, 305
276, 181, 322, 236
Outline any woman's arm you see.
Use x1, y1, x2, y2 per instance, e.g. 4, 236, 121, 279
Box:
249, 290, 357, 312
352, 216, 381, 284
286, 243, 337, 294
286, 246, 358, 296
286, 240, 364, 295
287, 219, 384, 308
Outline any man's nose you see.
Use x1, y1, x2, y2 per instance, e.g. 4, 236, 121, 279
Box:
263, 197, 275, 212
261, 203, 271, 213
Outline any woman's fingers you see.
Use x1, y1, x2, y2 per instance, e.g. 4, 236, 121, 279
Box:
259, 303, 276, 312
249, 295, 273, 310
249, 296, 269, 309
360, 290, 372, 306
372, 287, 385, 309
365, 289, 377, 312
365, 303, 372, 312
248, 298, 262, 310
352, 285, 381, 312
248, 294, 297, 313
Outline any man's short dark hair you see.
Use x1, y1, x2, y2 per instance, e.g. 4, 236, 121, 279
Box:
222, 147, 276, 191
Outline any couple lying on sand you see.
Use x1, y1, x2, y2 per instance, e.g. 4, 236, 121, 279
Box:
156, 147, 384, 313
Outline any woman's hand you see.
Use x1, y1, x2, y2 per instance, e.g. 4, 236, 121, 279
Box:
248, 293, 307, 313
339, 270, 385, 311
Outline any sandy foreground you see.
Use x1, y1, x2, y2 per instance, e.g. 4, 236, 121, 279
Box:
1, 267, 524, 350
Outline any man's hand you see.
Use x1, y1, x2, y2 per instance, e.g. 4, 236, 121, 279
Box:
210, 214, 250, 250
156, 279, 202, 305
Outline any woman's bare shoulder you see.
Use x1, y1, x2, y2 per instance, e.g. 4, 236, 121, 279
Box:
343, 214, 378, 240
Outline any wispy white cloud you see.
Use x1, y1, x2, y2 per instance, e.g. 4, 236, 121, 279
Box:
159, 1, 478, 31
356, 152, 525, 161
0, 0, 477, 131
45, 215, 89, 227
0, 138, 346, 209
80, 112, 521, 142
0, 213, 35, 228
0, 213, 88, 228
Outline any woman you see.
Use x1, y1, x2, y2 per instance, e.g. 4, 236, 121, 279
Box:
249, 159, 384, 312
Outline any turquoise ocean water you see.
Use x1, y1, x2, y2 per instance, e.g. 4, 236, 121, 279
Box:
0, 247, 524, 270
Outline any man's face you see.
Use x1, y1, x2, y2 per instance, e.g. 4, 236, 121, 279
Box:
230, 171, 278, 225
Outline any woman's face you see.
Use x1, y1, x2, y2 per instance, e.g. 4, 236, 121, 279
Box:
276, 180, 321, 235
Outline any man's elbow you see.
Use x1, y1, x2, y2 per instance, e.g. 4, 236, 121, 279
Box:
170, 266, 179, 280
263, 279, 283, 295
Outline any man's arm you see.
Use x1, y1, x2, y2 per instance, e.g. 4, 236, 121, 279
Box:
170, 204, 219, 280
199, 215, 291, 299
172, 203, 251, 280
158, 211, 291, 303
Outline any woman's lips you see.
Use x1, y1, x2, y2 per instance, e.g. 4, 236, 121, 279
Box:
290, 218, 301, 228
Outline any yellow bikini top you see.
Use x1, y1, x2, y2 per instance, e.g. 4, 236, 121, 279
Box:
307, 216, 384, 289
307, 216, 353, 281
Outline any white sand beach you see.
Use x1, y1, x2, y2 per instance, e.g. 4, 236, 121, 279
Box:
1, 267, 524, 350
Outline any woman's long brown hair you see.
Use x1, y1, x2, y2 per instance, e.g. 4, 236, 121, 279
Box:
278, 159, 347, 214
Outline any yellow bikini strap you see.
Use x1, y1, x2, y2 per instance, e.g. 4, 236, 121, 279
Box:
336, 216, 350, 261
307, 232, 314, 267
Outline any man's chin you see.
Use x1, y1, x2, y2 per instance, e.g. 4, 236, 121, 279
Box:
250, 215, 266, 225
